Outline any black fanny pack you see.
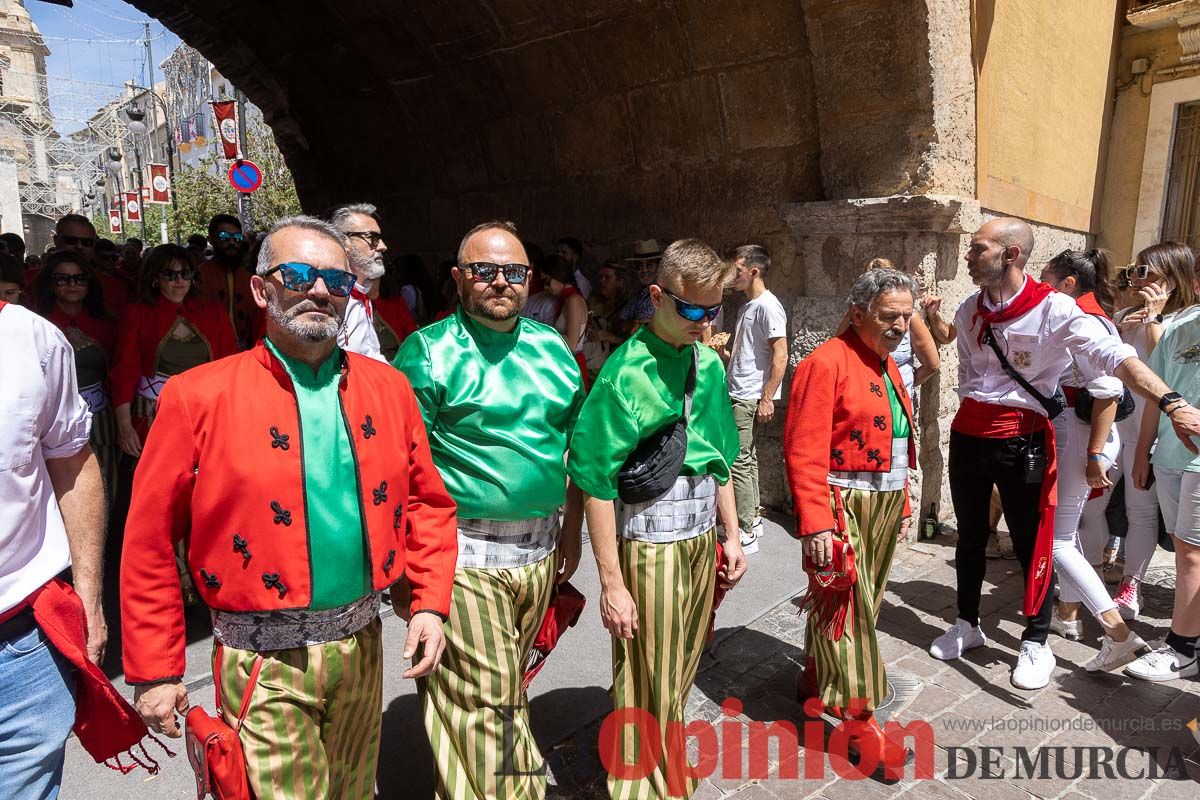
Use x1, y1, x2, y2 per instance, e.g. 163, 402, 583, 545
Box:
1073, 387, 1136, 424
617, 348, 697, 504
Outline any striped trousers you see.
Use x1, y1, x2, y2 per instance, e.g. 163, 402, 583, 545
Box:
608, 528, 717, 800
216, 618, 383, 800
420, 553, 557, 800
805, 487, 905, 713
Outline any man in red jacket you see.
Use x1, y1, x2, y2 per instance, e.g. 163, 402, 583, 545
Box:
784, 267, 917, 767
121, 215, 458, 800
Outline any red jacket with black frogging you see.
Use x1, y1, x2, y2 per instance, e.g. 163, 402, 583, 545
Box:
784, 328, 916, 537
120, 341, 458, 684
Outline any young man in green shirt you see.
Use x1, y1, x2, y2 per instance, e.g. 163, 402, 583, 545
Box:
567, 239, 747, 800
394, 220, 587, 800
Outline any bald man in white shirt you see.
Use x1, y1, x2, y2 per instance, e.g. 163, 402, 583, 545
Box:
930, 218, 1200, 691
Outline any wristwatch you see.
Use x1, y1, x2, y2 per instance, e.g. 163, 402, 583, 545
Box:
1159, 391, 1185, 413
1147, 313, 1165, 325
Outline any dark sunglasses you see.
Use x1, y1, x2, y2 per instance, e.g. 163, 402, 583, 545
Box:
264, 262, 357, 297
59, 234, 95, 247
51, 273, 90, 287
462, 262, 530, 285
660, 287, 721, 322
216, 231, 246, 243
346, 231, 385, 248
160, 268, 196, 282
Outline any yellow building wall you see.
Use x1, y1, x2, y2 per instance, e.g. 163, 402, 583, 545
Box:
975, 0, 1120, 233
1096, 24, 1186, 262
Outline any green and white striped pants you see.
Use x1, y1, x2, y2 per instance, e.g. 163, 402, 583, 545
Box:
608, 528, 717, 800
216, 617, 383, 800
420, 553, 557, 800
805, 486, 905, 714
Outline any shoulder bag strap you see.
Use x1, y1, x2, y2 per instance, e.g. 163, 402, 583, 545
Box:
982, 325, 1061, 418
683, 346, 698, 422
213, 644, 265, 732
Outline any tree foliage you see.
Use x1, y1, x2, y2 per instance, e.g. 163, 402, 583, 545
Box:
91, 121, 301, 244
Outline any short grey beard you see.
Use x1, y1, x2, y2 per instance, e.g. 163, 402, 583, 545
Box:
266, 289, 342, 343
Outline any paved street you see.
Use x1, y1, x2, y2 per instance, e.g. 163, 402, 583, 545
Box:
64, 517, 1200, 799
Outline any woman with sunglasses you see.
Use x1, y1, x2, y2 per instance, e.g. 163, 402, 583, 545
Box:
110, 244, 237, 460
1038, 249, 1148, 672
1110, 242, 1199, 619
33, 251, 120, 508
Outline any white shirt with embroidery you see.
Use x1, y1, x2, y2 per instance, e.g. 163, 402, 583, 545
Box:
954, 275, 1136, 416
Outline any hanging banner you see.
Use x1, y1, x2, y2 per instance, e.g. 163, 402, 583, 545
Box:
108, 207, 122, 235
124, 192, 142, 222
149, 163, 170, 204
211, 100, 239, 159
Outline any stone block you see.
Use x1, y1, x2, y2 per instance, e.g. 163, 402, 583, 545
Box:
482, 114, 556, 183
549, 95, 635, 175
679, 0, 808, 70
580, 9, 691, 91
628, 76, 724, 165
431, 127, 491, 194
493, 35, 596, 111
408, 0, 503, 58
719, 58, 819, 153
782, 195, 982, 238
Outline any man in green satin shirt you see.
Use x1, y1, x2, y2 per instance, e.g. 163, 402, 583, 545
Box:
567, 238, 748, 800
393, 220, 586, 800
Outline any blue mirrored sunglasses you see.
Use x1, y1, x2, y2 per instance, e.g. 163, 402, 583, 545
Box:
661, 287, 721, 322
216, 231, 245, 242
264, 262, 357, 297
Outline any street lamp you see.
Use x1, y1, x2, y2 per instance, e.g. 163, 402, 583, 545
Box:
125, 101, 148, 135
125, 89, 178, 243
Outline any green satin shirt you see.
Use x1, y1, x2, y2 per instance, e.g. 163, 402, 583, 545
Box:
567, 325, 740, 501
393, 308, 586, 521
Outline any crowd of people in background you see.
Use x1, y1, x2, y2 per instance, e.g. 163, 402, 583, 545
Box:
4, 203, 1200, 800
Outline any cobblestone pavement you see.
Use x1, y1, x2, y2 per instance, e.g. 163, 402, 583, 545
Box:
543, 532, 1200, 799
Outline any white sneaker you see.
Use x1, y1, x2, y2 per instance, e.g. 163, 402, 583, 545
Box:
1011, 640, 1055, 690
752, 516, 764, 540
929, 619, 986, 660
1085, 633, 1148, 672
1123, 643, 1200, 682
1050, 610, 1083, 642
738, 528, 759, 555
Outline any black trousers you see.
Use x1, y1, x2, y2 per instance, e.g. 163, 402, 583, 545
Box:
948, 429, 1055, 644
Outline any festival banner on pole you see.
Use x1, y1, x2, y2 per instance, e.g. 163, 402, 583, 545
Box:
124, 192, 142, 222
149, 163, 170, 204
211, 100, 239, 159
108, 207, 122, 235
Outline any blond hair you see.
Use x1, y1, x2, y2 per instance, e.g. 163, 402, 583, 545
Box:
657, 238, 732, 291
865, 257, 896, 271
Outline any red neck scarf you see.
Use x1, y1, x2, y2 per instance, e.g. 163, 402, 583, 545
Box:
351, 286, 373, 320
552, 285, 581, 321
972, 277, 1055, 343
1075, 291, 1110, 320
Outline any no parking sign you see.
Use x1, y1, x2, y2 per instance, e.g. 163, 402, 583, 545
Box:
227, 160, 263, 194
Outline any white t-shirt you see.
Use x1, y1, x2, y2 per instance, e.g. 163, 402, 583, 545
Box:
0, 303, 92, 614
338, 281, 386, 362
728, 290, 788, 400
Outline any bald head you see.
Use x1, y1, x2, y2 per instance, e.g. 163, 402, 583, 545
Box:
978, 217, 1034, 269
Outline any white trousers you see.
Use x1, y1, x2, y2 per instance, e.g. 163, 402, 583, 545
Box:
1052, 413, 1120, 616
1115, 416, 1162, 582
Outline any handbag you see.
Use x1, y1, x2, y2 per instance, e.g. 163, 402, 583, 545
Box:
522, 582, 587, 691
1073, 386, 1136, 423
800, 487, 859, 641
617, 348, 697, 504
184, 647, 264, 800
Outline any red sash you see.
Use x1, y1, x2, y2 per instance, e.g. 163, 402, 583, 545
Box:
952, 398, 1057, 618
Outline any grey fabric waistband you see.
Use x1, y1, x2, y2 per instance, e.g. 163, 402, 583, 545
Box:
212, 593, 380, 652
457, 515, 560, 570
619, 474, 717, 543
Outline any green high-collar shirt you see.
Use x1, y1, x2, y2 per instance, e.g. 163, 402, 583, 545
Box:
392, 308, 586, 521
265, 338, 370, 610
567, 325, 739, 501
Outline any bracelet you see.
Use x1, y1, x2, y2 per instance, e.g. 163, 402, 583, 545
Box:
1167, 401, 1190, 417
1086, 453, 1106, 462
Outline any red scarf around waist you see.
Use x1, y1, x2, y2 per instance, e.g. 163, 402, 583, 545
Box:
951, 398, 1057, 618
1, 580, 169, 774
972, 278, 1055, 344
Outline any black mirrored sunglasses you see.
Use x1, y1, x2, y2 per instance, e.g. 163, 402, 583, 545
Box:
462, 262, 530, 285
